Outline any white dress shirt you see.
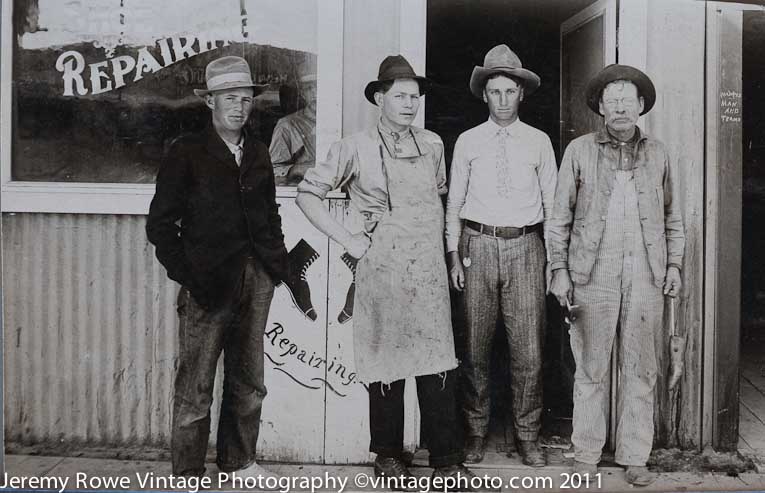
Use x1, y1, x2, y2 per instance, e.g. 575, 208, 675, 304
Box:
445, 118, 557, 252
221, 135, 244, 166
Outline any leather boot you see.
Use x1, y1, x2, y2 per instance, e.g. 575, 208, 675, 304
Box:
517, 440, 546, 467
431, 464, 499, 492
374, 456, 418, 492
337, 252, 357, 324
280, 239, 319, 321
464, 436, 485, 464
625, 465, 656, 486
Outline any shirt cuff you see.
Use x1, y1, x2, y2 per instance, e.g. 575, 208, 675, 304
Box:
273, 163, 292, 177
550, 260, 568, 271
296, 179, 332, 200
667, 263, 682, 272
445, 236, 460, 253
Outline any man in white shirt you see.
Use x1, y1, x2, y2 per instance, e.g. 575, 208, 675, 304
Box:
445, 44, 557, 467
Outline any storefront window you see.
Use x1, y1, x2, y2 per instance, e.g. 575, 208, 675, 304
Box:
9, 0, 317, 184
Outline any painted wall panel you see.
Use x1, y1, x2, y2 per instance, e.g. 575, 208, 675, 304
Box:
2, 202, 339, 462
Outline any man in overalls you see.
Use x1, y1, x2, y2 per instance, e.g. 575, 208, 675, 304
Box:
548, 65, 685, 486
296, 55, 491, 492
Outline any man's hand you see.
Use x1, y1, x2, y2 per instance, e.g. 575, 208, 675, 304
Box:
663, 266, 682, 297
286, 162, 312, 183
550, 269, 573, 307
343, 232, 371, 259
448, 251, 465, 291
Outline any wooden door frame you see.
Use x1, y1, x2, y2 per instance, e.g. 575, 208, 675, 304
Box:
704, 0, 765, 451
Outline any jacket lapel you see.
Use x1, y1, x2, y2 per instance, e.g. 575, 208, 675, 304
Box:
239, 130, 259, 176
204, 126, 240, 171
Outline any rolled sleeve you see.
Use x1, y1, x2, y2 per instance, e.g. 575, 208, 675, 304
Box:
445, 134, 470, 253
297, 139, 356, 199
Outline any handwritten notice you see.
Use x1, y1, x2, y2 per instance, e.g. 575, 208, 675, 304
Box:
720, 90, 741, 124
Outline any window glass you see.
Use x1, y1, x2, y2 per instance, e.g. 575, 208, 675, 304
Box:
11, 0, 317, 183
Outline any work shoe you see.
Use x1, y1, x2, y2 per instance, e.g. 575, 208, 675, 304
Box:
572, 460, 598, 475
373, 456, 418, 492
221, 461, 282, 490
337, 252, 357, 324
280, 239, 319, 321
464, 436, 485, 464
625, 465, 656, 486
430, 464, 499, 492
517, 439, 546, 467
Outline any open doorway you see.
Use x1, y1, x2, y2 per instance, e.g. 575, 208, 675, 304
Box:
425, 0, 601, 466
738, 9, 765, 458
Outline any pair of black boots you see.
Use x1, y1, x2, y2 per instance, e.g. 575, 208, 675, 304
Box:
280, 239, 356, 323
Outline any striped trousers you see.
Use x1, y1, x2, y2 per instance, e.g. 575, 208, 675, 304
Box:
570, 170, 664, 466
458, 226, 546, 441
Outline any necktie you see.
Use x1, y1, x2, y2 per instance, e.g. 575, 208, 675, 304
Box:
233, 145, 243, 166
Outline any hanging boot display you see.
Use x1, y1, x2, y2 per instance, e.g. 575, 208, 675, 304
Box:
338, 252, 357, 324
280, 239, 320, 321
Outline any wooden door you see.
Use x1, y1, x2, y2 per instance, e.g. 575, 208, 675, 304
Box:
704, 1, 764, 452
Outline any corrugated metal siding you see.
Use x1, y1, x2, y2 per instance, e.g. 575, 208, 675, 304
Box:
2, 213, 178, 447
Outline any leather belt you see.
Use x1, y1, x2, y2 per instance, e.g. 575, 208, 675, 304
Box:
465, 220, 542, 239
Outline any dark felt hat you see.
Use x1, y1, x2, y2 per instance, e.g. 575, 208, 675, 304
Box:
364, 55, 430, 105
585, 64, 656, 115
469, 44, 541, 98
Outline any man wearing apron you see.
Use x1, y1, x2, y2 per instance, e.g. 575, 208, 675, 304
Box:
548, 65, 685, 486
297, 55, 492, 492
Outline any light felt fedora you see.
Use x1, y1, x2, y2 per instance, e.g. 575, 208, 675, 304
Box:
194, 56, 267, 97
469, 44, 541, 98
364, 55, 430, 105
585, 64, 656, 115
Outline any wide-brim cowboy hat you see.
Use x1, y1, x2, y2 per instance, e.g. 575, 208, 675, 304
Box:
585, 64, 656, 115
469, 44, 541, 98
364, 55, 430, 105
194, 56, 268, 97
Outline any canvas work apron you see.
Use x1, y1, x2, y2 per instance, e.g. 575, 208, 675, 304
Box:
353, 136, 458, 384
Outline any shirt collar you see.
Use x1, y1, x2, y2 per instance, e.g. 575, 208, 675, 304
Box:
485, 117, 522, 137
377, 118, 411, 139
596, 126, 645, 146
220, 134, 244, 155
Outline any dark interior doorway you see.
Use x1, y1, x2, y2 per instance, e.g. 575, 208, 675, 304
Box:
739, 10, 765, 456
425, 0, 596, 464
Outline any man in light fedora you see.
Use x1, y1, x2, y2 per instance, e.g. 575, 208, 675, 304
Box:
445, 44, 556, 467
297, 55, 494, 492
147, 55, 289, 483
548, 64, 684, 485
270, 73, 317, 185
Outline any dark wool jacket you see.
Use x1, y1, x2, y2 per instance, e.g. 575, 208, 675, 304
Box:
146, 126, 289, 308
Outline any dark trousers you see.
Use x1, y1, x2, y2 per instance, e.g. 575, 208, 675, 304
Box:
369, 371, 465, 468
171, 258, 275, 477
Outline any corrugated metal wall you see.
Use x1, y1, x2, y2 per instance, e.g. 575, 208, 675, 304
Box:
2, 212, 178, 447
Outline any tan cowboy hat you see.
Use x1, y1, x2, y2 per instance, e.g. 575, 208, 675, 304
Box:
364, 55, 430, 105
585, 64, 656, 115
194, 56, 267, 97
469, 44, 541, 98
